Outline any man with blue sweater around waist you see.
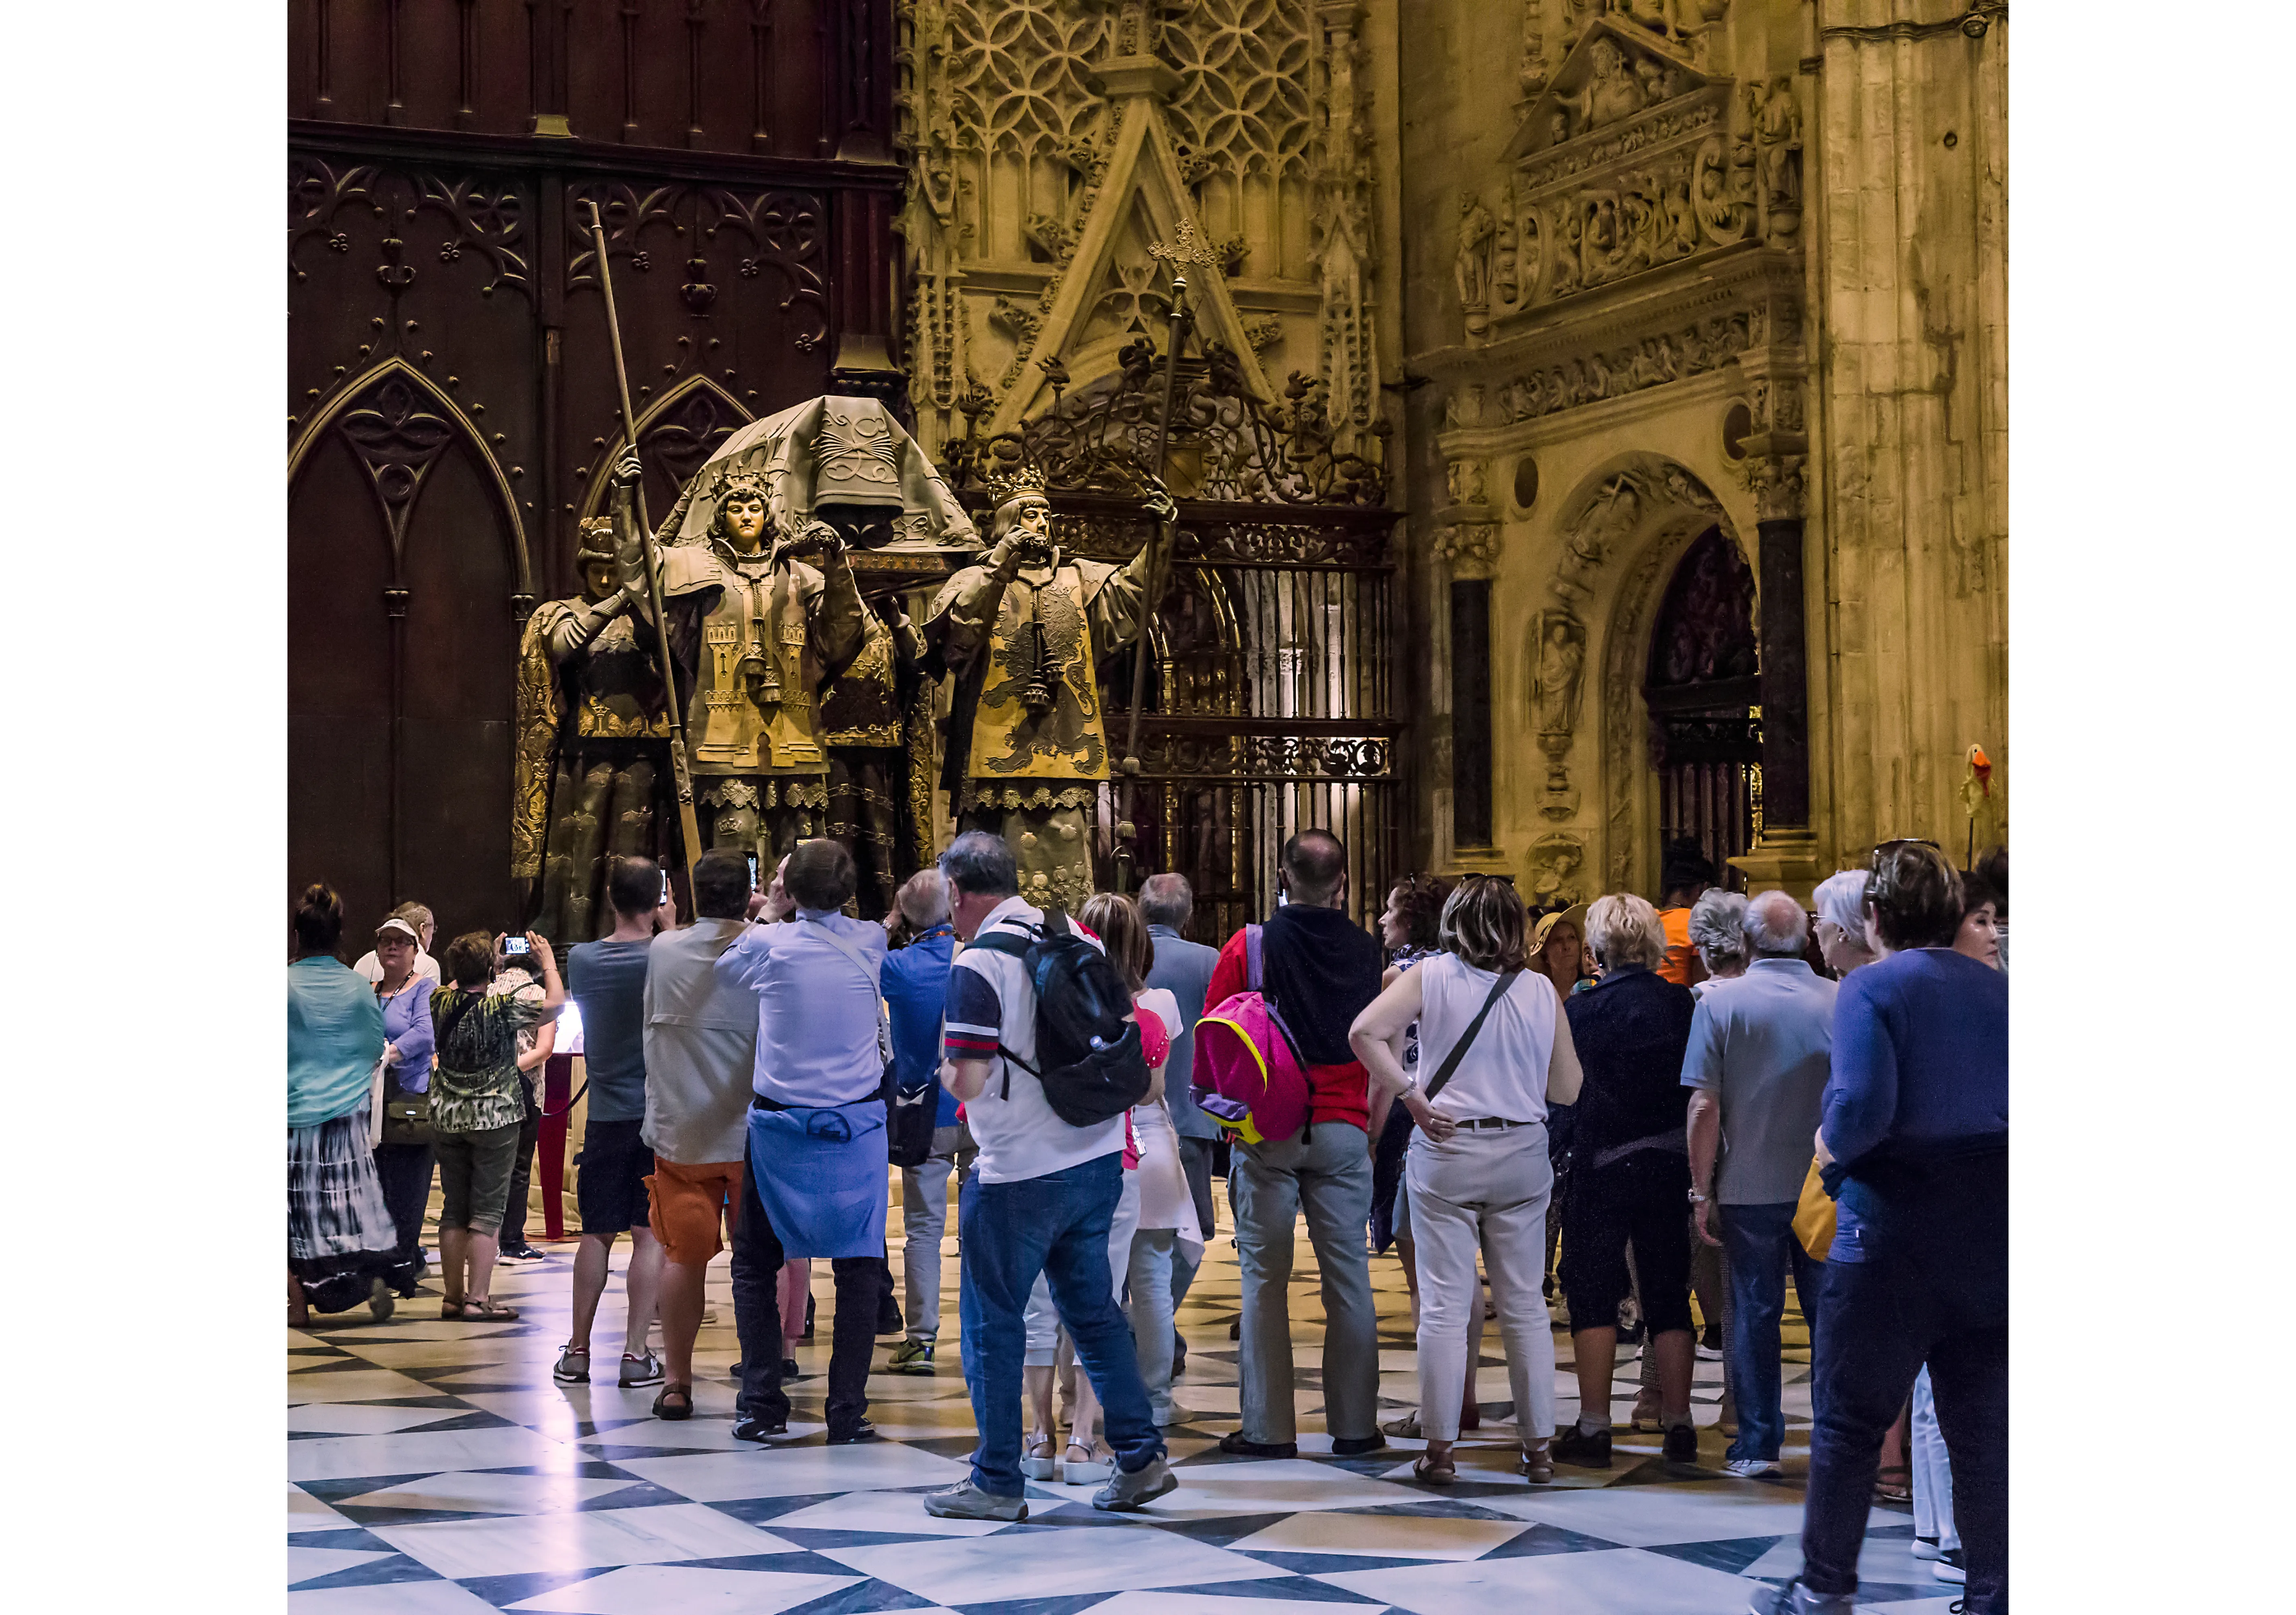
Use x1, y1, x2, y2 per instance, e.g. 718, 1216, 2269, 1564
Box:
1752, 842, 2008, 1615
716, 839, 892, 1446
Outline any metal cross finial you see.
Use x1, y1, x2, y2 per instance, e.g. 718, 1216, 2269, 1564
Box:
1147, 218, 1219, 287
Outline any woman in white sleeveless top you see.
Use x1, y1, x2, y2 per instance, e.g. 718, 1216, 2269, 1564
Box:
1351, 876, 1583, 1485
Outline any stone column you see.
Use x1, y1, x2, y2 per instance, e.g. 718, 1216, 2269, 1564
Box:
1431, 495, 1501, 868
1730, 453, 1822, 900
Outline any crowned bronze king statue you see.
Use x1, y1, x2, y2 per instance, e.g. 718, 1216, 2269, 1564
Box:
631, 450, 867, 861
924, 466, 1174, 911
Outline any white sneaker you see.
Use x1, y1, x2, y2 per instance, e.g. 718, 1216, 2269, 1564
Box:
1723, 1458, 1781, 1479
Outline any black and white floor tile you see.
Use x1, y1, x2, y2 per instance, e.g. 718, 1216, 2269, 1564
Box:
289, 1195, 1950, 1613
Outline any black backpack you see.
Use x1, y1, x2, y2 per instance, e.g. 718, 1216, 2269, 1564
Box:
967, 907, 1151, 1127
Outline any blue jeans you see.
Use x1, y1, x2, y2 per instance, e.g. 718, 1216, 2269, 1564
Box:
1719, 1200, 1825, 1463
957, 1152, 1164, 1497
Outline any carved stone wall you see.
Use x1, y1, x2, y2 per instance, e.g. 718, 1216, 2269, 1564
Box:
1394, 0, 2006, 893
896, 0, 1394, 467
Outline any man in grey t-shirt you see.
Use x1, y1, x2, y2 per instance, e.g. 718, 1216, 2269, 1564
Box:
1682, 888, 1838, 1477
555, 857, 672, 1393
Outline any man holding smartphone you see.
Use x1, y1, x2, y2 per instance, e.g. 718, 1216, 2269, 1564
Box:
554, 856, 676, 1390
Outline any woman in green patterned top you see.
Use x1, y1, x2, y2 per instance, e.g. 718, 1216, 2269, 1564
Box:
429, 929, 565, 1319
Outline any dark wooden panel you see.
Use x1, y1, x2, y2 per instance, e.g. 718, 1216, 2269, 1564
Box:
399, 718, 517, 947
294, 1, 869, 156
290, 713, 394, 945
289, 433, 396, 718
401, 439, 522, 723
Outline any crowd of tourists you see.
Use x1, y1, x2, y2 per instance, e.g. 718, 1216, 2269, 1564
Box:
287, 829, 2007, 1614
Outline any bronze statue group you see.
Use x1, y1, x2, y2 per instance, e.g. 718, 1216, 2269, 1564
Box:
514, 395, 1174, 945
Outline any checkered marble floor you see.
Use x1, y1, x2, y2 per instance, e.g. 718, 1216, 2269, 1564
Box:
288, 1192, 1952, 1614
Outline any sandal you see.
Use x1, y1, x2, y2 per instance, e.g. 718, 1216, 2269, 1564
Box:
1413, 1451, 1457, 1486
460, 1298, 520, 1321
1061, 1440, 1112, 1484
652, 1384, 694, 1421
1521, 1438, 1555, 1485
439, 1297, 467, 1319
1874, 1463, 1912, 1504
1020, 1430, 1057, 1481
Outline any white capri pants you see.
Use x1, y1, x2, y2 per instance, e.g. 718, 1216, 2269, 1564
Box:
1405, 1122, 1557, 1444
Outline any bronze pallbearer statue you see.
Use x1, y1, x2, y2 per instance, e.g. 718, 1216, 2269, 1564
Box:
512, 515, 674, 947
923, 464, 1174, 912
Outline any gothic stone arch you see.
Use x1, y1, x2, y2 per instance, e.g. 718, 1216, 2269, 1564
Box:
1542, 451, 1749, 896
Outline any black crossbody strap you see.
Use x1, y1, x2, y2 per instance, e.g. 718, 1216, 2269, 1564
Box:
1420, 968, 1521, 1106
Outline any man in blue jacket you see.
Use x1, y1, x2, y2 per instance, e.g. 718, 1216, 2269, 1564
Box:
1751, 841, 2007, 1615
1138, 873, 1221, 1361
882, 869, 969, 1372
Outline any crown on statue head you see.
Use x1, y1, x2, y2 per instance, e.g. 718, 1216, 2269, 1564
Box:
983, 462, 1048, 507
711, 463, 771, 504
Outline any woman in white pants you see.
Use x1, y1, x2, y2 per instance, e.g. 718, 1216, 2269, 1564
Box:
1352, 875, 1583, 1485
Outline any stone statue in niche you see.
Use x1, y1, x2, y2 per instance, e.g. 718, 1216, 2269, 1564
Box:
1752, 78, 1804, 243
1455, 192, 1496, 338
1533, 610, 1588, 736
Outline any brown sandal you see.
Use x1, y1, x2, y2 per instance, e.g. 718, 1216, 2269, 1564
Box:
653, 1384, 694, 1421
460, 1298, 520, 1321
1521, 1438, 1555, 1485
439, 1297, 467, 1319
1413, 1452, 1457, 1486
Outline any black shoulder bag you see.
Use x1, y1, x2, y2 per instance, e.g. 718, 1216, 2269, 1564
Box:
1417, 967, 1523, 1107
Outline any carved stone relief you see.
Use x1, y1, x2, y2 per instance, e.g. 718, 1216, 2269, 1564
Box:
1527, 830, 1588, 906
896, 0, 1382, 458
1432, 520, 1501, 581
1455, 14, 1801, 342
1445, 456, 1489, 507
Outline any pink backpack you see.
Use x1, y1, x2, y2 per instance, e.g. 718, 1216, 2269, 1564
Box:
1191, 925, 1313, 1146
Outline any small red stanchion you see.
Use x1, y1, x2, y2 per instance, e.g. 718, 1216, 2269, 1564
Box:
539, 1052, 573, 1241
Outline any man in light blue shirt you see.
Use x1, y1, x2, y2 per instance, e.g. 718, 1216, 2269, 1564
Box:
714, 839, 890, 1445
1681, 888, 1838, 1478
1138, 873, 1221, 1333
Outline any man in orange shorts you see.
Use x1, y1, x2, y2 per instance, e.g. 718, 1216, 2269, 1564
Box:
638, 848, 762, 1416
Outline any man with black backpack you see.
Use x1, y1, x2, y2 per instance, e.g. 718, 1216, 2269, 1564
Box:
1202, 829, 1388, 1459
922, 831, 1177, 1522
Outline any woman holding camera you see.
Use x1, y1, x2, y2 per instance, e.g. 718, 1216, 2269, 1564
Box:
428, 930, 564, 1321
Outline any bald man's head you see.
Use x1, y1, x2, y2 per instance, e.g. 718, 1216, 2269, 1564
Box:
1280, 829, 1348, 909
1743, 889, 1810, 958
896, 868, 951, 928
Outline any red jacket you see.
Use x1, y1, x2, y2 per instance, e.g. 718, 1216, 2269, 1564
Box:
1204, 930, 1372, 1132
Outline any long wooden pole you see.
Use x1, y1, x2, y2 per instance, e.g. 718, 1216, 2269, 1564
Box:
1113, 272, 1193, 894
585, 201, 705, 904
